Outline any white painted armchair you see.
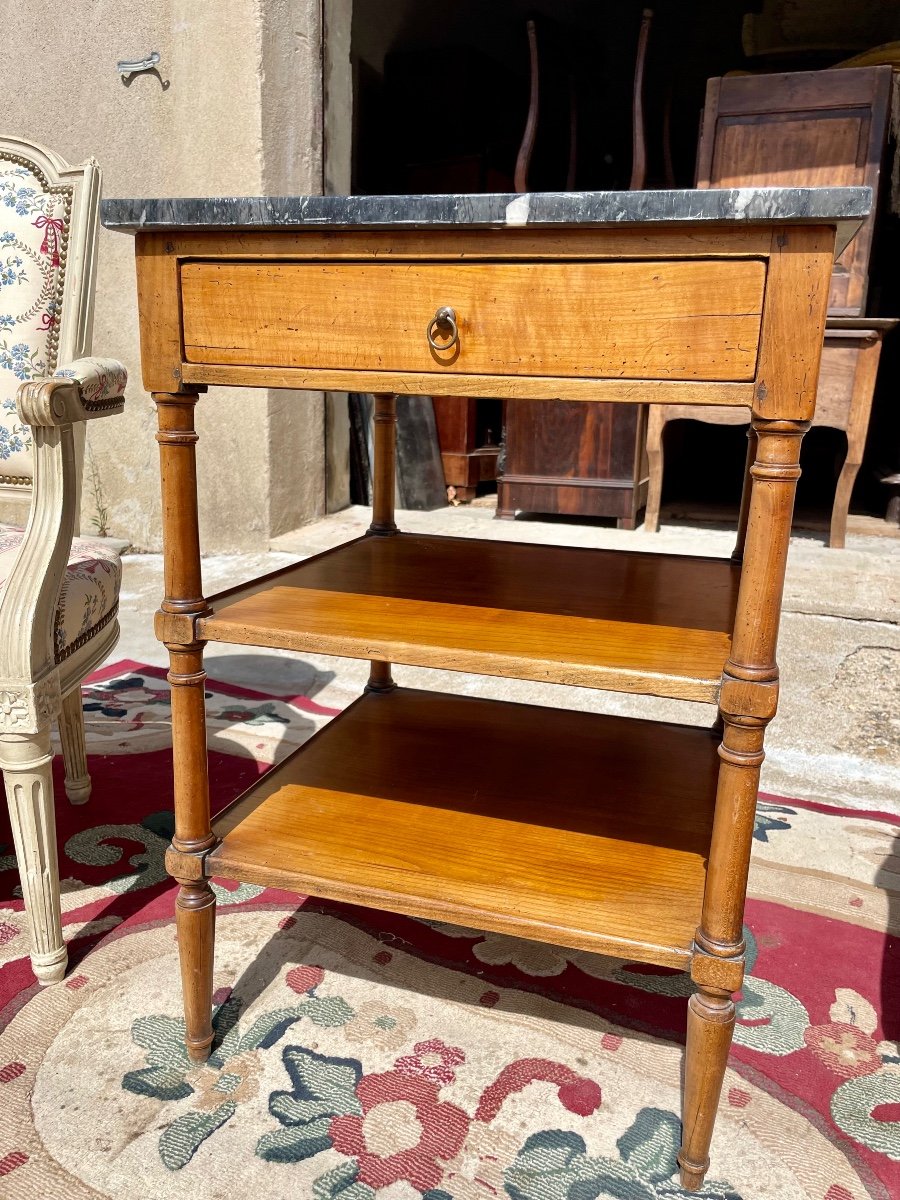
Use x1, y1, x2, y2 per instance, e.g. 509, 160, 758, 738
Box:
0, 136, 126, 984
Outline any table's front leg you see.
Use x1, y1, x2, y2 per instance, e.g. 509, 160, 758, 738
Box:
682, 415, 808, 1189
155, 391, 217, 1063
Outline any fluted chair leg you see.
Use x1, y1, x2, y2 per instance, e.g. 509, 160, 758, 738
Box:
59, 687, 91, 805
1, 727, 67, 983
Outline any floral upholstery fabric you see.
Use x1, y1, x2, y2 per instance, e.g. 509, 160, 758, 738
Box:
0, 158, 68, 479
53, 357, 127, 407
0, 525, 120, 662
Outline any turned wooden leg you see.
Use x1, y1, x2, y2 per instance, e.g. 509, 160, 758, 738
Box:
167, 645, 217, 1063
58, 687, 91, 805
678, 987, 736, 1190
366, 660, 396, 693
643, 406, 665, 532
175, 878, 216, 1061
366, 394, 399, 695
369, 392, 398, 535
684, 416, 808, 1185
155, 392, 216, 1061
0, 728, 67, 984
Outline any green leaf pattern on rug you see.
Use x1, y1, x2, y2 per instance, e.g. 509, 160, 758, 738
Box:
617, 1107, 683, 1183
159, 1104, 237, 1171
257, 1046, 363, 1163
117, 964, 748, 1193
752, 803, 796, 844
504, 1113, 742, 1200
505, 1128, 654, 1200
210, 881, 267, 905
122, 990, 354, 1171
312, 1159, 375, 1198
65, 822, 170, 893
733, 977, 810, 1055
831, 1070, 900, 1161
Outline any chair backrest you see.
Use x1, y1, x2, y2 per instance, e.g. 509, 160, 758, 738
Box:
696, 65, 892, 316
0, 136, 100, 498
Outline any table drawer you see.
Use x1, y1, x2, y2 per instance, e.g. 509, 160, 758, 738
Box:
181, 258, 766, 382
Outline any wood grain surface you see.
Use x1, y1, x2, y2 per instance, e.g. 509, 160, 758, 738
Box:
208, 687, 720, 965
199, 533, 740, 701
180, 361, 757, 405
181, 258, 766, 381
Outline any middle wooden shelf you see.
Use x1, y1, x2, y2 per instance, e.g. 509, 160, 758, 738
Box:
199, 533, 741, 702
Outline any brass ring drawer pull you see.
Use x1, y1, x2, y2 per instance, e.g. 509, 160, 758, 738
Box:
427, 305, 460, 353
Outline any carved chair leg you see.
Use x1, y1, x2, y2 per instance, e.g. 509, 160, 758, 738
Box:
644, 406, 666, 533
830, 425, 866, 550
0, 728, 67, 984
678, 986, 735, 1191
830, 335, 882, 550
58, 687, 91, 804
175, 878, 216, 1062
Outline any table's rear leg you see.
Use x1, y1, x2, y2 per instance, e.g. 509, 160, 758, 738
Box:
368, 393, 398, 694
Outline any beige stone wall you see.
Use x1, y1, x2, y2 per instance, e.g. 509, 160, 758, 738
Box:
0, 0, 339, 550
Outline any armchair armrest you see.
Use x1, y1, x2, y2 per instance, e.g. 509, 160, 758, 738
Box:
0, 357, 126, 684
16, 357, 127, 427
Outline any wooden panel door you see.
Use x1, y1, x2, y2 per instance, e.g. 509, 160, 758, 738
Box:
696, 66, 892, 315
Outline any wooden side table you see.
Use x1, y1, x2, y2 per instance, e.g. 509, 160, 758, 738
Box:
103, 186, 868, 1192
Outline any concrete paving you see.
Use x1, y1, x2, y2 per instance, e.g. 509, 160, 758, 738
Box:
117, 504, 900, 813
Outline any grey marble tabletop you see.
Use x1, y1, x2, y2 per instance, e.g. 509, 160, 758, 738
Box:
101, 187, 870, 255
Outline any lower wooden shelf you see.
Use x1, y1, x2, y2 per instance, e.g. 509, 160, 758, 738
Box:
207, 687, 719, 968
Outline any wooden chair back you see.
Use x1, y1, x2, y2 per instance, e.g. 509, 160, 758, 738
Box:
0, 136, 100, 506
696, 65, 892, 315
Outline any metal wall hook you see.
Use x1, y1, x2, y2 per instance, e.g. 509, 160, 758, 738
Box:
117, 51, 161, 82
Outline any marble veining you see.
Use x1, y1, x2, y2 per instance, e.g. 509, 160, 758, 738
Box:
101, 187, 870, 244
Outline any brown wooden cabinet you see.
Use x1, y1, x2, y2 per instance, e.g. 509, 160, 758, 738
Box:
498, 399, 649, 526
431, 394, 501, 501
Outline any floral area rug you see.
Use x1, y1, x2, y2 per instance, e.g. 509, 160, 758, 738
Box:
0, 660, 898, 1199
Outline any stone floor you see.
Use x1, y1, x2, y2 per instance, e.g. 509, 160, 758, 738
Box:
117, 503, 900, 812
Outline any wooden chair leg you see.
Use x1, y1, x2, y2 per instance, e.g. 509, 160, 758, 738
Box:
58, 687, 91, 804
829, 439, 860, 549
678, 987, 736, 1190
829, 334, 883, 550
0, 728, 67, 984
643, 406, 666, 532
